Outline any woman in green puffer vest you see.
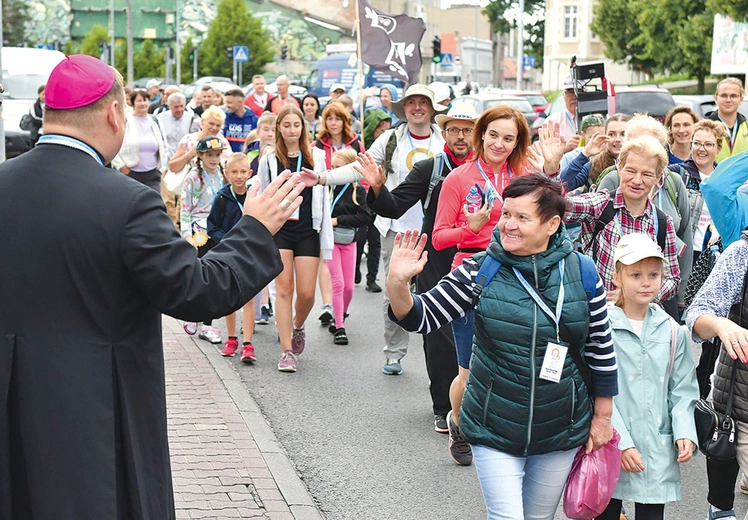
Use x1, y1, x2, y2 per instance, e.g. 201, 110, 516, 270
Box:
386, 173, 619, 520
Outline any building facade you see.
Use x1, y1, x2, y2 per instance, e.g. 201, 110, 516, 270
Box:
542, 0, 646, 90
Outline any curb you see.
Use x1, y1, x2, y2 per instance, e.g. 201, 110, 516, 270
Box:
193, 338, 326, 520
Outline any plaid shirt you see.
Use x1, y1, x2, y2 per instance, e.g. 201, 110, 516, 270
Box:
565, 188, 680, 301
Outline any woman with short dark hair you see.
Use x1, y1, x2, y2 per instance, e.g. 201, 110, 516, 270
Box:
387, 173, 617, 519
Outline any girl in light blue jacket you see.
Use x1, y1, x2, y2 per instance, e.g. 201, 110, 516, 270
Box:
597, 233, 699, 520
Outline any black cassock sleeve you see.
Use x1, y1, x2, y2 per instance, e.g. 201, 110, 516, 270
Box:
120, 187, 283, 322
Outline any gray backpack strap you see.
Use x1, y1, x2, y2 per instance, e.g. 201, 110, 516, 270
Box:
423, 154, 446, 210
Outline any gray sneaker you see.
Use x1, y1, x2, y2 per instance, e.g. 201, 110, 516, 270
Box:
291, 326, 306, 355
447, 411, 473, 466
434, 414, 448, 433
382, 358, 402, 375
277, 351, 297, 372
318, 304, 333, 325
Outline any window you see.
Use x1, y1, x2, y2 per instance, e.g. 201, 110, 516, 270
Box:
563, 5, 578, 39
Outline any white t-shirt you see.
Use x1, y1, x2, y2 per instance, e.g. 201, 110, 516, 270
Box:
693, 172, 713, 252
628, 317, 644, 337
388, 132, 442, 233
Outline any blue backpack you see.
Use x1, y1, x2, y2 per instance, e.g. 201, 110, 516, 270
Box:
472, 250, 599, 393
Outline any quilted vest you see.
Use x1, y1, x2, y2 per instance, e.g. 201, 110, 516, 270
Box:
459, 230, 593, 456
713, 234, 748, 422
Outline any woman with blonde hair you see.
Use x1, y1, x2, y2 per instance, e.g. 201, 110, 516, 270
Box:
168, 105, 231, 174
258, 105, 332, 372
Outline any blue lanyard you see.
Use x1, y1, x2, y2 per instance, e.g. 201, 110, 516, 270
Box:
718, 116, 739, 150
513, 259, 566, 342
202, 168, 219, 197
229, 185, 245, 211
38, 134, 105, 166
290, 153, 302, 172
330, 183, 351, 210
408, 130, 432, 155
565, 110, 577, 134
333, 142, 344, 152
476, 160, 512, 203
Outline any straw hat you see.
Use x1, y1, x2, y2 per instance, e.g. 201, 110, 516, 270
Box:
392, 84, 448, 122
435, 102, 479, 130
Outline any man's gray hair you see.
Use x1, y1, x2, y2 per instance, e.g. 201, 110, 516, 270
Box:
168, 92, 187, 106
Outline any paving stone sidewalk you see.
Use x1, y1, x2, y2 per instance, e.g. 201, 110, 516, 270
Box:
163, 317, 324, 520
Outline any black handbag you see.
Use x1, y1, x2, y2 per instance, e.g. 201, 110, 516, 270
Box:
694, 351, 738, 460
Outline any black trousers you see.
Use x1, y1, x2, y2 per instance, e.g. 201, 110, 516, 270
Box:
416, 252, 458, 416
355, 213, 381, 284
597, 499, 664, 520
707, 456, 740, 511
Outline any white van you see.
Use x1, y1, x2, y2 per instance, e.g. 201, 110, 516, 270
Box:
2, 47, 66, 158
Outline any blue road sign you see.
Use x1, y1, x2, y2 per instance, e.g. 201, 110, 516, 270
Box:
233, 46, 249, 63
522, 55, 537, 68
37, 43, 54, 50
440, 53, 453, 67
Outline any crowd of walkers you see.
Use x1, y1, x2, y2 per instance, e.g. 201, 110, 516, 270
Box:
151, 75, 748, 520
22, 61, 748, 519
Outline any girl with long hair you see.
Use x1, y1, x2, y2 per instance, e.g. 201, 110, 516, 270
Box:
258, 105, 333, 372
301, 93, 321, 141
326, 149, 371, 344
180, 135, 226, 343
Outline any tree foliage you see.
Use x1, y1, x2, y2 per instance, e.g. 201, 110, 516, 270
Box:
180, 37, 197, 84
3, 0, 29, 46
199, 0, 273, 79
591, 0, 713, 92
707, 0, 748, 21
483, 0, 545, 67
132, 39, 164, 79
80, 24, 110, 59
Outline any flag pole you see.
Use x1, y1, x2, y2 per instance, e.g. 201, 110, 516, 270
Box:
355, 1, 365, 141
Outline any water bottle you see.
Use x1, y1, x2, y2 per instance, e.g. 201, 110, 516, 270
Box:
465, 185, 482, 214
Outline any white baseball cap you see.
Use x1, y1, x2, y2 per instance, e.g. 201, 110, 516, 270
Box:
146, 78, 162, 90
614, 233, 665, 265
329, 83, 346, 94
428, 81, 451, 103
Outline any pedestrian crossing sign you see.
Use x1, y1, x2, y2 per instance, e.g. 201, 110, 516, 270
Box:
233, 46, 249, 63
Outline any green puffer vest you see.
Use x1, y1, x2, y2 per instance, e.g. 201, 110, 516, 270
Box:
459, 228, 593, 456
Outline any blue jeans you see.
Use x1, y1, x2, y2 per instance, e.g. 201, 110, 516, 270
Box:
472, 444, 577, 520
451, 309, 475, 369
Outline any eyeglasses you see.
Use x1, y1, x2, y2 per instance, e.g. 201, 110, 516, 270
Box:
691, 140, 717, 151
445, 127, 474, 136
717, 93, 741, 100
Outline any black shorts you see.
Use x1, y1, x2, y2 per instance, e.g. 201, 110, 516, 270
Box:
274, 233, 320, 258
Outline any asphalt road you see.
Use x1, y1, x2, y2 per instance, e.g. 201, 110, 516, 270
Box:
209, 283, 748, 520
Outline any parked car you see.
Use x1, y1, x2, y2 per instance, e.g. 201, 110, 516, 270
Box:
2, 47, 66, 158
499, 89, 549, 114
460, 93, 539, 137
613, 86, 675, 122
132, 77, 178, 89
673, 95, 715, 118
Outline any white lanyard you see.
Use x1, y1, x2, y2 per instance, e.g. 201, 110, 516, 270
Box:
513, 259, 566, 342
229, 185, 245, 211
37, 134, 104, 166
202, 168, 219, 197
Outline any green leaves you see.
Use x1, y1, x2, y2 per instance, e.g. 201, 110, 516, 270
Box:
198, 0, 273, 79
591, 0, 713, 92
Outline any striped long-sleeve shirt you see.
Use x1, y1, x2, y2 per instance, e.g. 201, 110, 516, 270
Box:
390, 255, 618, 397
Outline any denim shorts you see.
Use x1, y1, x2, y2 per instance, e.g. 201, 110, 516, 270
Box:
451, 309, 475, 369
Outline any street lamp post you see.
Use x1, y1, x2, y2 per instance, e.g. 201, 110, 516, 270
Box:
175, 0, 181, 84
516, 0, 524, 89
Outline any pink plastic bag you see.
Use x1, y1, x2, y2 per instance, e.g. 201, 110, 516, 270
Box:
563, 429, 622, 520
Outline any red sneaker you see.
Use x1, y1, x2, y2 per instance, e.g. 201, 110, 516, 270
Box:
221, 338, 239, 357
240, 343, 257, 363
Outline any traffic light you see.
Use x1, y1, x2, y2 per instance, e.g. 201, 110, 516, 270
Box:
188, 47, 197, 62
431, 36, 441, 63
165, 46, 174, 61
280, 45, 288, 61
98, 40, 108, 62
98, 40, 107, 54
226, 46, 234, 61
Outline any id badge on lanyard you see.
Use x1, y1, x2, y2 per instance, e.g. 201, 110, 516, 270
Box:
513, 259, 568, 384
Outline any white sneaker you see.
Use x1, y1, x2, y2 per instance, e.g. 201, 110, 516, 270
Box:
198, 325, 221, 344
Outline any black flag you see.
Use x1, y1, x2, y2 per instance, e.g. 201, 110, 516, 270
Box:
358, 0, 426, 87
